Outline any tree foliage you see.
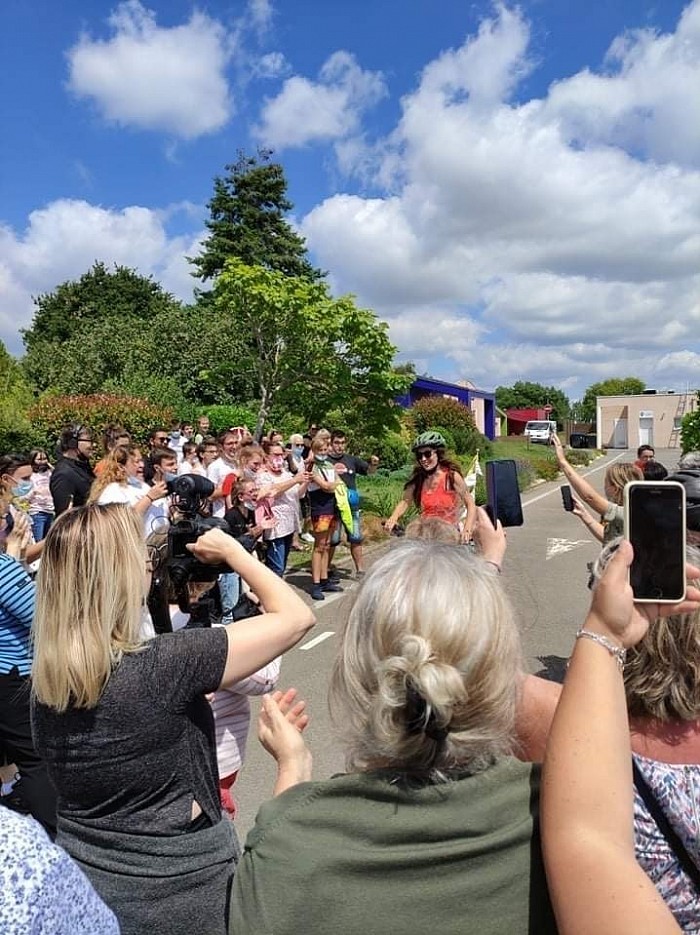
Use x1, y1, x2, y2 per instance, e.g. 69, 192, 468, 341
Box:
213, 258, 410, 438
578, 377, 645, 423
680, 394, 700, 454
495, 381, 570, 423
190, 149, 322, 283
0, 341, 37, 452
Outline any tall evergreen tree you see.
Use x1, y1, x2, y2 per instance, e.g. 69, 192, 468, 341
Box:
190, 149, 323, 283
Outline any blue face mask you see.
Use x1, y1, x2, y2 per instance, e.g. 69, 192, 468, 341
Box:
12, 480, 32, 498
164, 472, 178, 484
292, 446, 304, 457
314, 454, 328, 464
127, 476, 142, 488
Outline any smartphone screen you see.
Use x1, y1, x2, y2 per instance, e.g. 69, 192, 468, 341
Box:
486, 460, 524, 528
560, 485, 574, 512
624, 481, 686, 603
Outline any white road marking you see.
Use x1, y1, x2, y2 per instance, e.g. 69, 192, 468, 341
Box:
522, 450, 626, 509
299, 631, 335, 651
546, 538, 592, 560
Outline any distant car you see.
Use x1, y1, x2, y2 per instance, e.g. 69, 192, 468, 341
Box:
524, 420, 557, 444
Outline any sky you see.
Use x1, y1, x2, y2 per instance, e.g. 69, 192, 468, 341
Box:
1, 0, 699, 402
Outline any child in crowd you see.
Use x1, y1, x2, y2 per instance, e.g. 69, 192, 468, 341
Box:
28, 449, 54, 542
209, 656, 280, 820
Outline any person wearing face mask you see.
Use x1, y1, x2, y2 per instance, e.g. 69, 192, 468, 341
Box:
27, 449, 55, 542
87, 445, 167, 531
144, 448, 178, 534
0, 455, 43, 566
50, 424, 96, 516
258, 442, 311, 577
385, 432, 477, 543
0, 502, 56, 835
286, 434, 314, 547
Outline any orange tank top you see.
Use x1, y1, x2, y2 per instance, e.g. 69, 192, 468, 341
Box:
419, 469, 459, 525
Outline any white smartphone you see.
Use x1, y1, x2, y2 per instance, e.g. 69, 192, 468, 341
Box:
624, 480, 686, 603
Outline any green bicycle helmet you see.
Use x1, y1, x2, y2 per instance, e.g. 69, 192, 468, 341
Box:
412, 431, 447, 451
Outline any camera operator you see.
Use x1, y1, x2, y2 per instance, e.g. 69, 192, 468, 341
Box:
31, 503, 315, 935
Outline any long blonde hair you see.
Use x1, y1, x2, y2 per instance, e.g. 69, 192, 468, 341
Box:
32, 504, 146, 712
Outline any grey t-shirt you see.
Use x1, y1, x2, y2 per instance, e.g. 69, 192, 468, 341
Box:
32, 627, 229, 834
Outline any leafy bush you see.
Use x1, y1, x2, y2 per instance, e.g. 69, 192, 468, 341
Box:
199, 404, 258, 437
429, 425, 455, 451
681, 402, 700, 454
361, 432, 411, 472
566, 449, 596, 466
513, 458, 536, 491
531, 457, 560, 482
411, 396, 490, 456
28, 394, 174, 449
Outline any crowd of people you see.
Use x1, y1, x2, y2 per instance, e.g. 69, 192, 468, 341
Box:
1, 422, 699, 934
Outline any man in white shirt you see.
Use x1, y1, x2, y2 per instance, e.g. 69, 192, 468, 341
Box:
207, 431, 240, 517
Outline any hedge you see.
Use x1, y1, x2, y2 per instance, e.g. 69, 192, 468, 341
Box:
28, 394, 174, 449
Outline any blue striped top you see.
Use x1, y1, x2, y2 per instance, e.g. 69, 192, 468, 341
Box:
0, 553, 35, 676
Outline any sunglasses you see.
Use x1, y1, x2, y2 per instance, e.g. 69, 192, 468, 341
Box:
415, 449, 437, 460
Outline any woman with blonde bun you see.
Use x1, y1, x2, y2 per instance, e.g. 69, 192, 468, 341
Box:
229, 510, 557, 934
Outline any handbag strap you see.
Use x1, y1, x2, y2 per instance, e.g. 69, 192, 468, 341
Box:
632, 759, 700, 891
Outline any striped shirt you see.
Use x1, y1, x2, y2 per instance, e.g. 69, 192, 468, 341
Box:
0, 553, 35, 675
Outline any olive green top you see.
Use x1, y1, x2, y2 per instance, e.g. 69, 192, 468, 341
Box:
230, 757, 556, 935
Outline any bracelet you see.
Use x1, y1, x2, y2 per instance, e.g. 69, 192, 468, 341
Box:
575, 628, 626, 671
484, 560, 501, 575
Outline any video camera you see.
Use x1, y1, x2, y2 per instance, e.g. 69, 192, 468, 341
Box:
165, 473, 232, 586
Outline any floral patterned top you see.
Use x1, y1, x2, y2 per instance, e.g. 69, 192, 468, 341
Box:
633, 753, 700, 931
0, 808, 119, 934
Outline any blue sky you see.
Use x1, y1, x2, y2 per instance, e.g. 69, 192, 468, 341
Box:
1, 0, 698, 401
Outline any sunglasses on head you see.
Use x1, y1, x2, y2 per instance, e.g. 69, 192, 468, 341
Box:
415, 448, 437, 460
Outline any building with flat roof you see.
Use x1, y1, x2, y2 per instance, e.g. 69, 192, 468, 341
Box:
397, 376, 496, 440
596, 391, 697, 449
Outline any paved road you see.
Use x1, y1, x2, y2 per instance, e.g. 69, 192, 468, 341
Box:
232, 447, 680, 839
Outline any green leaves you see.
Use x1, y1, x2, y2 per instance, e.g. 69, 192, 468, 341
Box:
495, 381, 571, 423
213, 258, 407, 438
578, 377, 645, 423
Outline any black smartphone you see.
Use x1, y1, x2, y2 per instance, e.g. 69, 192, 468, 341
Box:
560, 485, 574, 512
485, 459, 524, 528
624, 481, 686, 603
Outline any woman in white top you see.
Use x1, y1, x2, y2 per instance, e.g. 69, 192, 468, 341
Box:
257, 442, 310, 577
88, 445, 167, 525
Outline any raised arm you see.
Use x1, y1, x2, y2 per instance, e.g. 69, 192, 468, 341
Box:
541, 541, 696, 934
571, 495, 605, 543
188, 530, 315, 689
551, 434, 610, 516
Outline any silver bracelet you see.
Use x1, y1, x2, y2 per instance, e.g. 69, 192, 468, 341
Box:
575, 628, 626, 671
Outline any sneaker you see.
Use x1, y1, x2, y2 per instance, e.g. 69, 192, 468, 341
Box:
301, 532, 315, 543
311, 585, 325, 601
321, 580, 343, 593
327, 567, 341, 582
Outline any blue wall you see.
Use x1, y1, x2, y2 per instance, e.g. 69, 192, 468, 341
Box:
396, 377, 496, 440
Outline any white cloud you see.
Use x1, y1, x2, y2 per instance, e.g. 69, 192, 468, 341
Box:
0, 199, 203, 352
255, 51, 386, 148
66, 1, 233, 138
256, 51, 290, 79
302, 2, 700, 398
541, 0, 700, 166
247, 0, 274, 36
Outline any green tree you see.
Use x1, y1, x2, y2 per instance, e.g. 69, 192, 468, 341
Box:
22, 264, 185, 393
0, 341, 36, 451
578, 377, 645, 423
495, 381, 570, 423
190, 149, 322, 283
213, 258, 410, 438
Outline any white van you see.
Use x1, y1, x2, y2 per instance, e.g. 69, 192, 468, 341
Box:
524, 420, 556, 444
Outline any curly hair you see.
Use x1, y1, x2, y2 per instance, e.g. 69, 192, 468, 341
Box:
624, 545, 700, 721
88, 444, 141, 504
592, 540, 700, 722
329, 540, 521, 780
